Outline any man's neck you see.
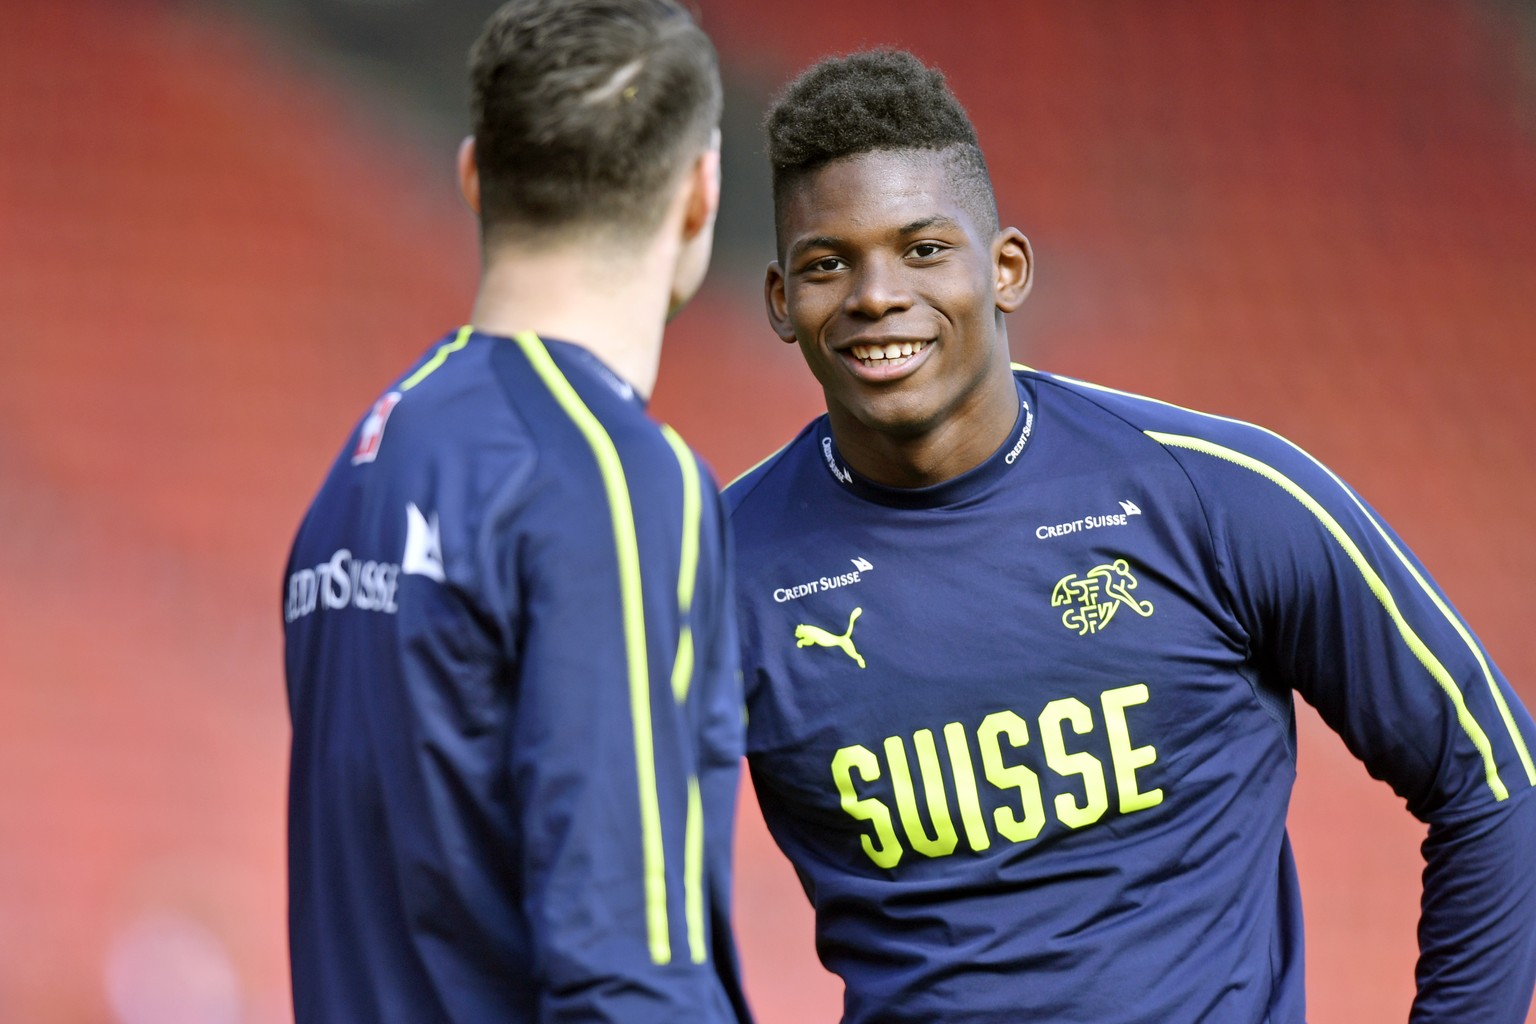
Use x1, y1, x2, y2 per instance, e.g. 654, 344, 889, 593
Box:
829, 362, 1021, 489
468, 240, 671, 398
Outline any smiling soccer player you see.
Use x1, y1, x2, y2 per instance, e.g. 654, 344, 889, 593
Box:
725, 48, 1536, 1023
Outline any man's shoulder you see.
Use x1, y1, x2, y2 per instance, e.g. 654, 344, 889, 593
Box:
366, 329, 522, 447
1023, 366, 1360, 544
722, 418, 826, 517
292, 332, 540, 552
373, 329, 663, 467
1022, 366, 1310, 468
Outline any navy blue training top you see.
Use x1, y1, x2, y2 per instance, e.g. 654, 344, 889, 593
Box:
725, 367, 1536, 1023
284, 327, 751, 1024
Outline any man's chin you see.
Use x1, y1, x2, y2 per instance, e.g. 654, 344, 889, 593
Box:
839, 395, 937, 441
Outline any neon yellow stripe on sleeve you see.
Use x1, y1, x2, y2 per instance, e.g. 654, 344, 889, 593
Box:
661, 425, 707, 963
512, 330, 672, 964
1043, 371, 1532, 787
660, 424, 701, 705
1309, 462, 1536, 789
1147, 430, 1511, 800
400, 324, 473, 391
685, 775, 706, 964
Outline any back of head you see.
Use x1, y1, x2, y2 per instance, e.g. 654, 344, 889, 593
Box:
764, 49, 998, 242
469, 0, 721, 244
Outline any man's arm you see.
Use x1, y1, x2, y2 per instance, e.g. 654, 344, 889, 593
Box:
506, 443, 745, 1022
695, 484, 754, 1024
1163, 423, 1536, 1021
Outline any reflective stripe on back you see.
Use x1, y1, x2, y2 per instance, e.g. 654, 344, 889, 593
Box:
512, 330, 673, 964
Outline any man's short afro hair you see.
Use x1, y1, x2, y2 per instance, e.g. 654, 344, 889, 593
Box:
764, 49, 997, 232
766, 49, 977, 169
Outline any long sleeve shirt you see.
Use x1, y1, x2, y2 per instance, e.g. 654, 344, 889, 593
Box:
726, 366, 1536, 1023
285, 327, 751, 1024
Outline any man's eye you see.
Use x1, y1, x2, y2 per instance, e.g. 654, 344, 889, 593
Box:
909, 243, 944, 259
810, 257, 844, 272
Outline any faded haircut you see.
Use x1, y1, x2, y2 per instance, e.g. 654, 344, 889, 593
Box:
764, 49, 998, 245
469, 0, 721, 241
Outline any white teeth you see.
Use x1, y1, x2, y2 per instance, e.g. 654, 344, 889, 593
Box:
851, 340, 928, 368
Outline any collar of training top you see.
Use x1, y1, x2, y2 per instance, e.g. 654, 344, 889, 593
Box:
816, 375, 1036, 510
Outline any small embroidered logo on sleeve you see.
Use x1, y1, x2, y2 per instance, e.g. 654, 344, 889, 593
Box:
352, 391, 403, 465
1051, 559, 1154, 635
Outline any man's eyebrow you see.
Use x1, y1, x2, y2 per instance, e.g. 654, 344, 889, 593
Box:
786, 235, 841, 262
898, 215, 961, 235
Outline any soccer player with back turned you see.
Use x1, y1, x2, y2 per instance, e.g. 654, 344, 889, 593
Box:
282, 3, 752, 1021
726, 49, 1536, 1022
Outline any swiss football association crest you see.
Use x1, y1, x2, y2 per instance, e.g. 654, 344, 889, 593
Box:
352, 391, 403, 465
1051, 558, 1154, 636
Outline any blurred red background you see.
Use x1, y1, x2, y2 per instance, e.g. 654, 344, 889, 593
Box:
2, 1, 1533, 1020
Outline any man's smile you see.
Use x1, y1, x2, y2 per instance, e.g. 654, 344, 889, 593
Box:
840, 337, 934, 379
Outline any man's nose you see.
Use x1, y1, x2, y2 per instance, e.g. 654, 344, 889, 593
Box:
844, 258, 913, 319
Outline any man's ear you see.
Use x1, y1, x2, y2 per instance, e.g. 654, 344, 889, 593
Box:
681, 129, 722, 241
764, 261, 796, 344
993, 228, 1033, 312
457, 135, 481, 215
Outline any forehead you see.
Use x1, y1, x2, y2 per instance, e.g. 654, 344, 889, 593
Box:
778, 149, 980, 246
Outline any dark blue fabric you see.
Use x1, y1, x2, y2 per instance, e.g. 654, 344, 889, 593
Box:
285, 330, 750, 1023
726, 368, 1536, 1023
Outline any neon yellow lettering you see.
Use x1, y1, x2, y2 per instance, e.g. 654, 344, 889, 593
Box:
942, 722, 990, 852
1039, 697, 1108, 829
831, 745, 903, 868
978, 710, 1045, 842
886, 731, 958, 858
1101, 683, 1163, 813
